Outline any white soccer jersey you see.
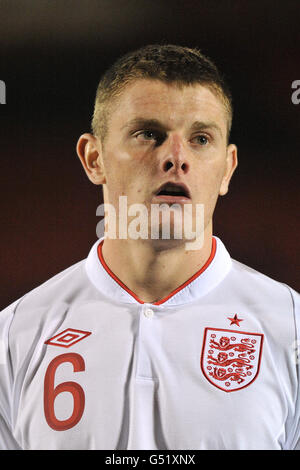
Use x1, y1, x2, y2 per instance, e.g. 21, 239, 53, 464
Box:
0, 236, 299, 450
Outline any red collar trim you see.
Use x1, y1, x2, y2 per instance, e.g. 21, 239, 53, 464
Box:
97, 237, 217, 306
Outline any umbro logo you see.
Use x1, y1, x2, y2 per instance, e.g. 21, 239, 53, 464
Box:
45, 328, 91, 348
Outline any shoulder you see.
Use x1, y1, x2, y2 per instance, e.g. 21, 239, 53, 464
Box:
3, 254, 103, 313
228, 257, 298, 312
0, 260, 83, 317
0, 258, 101, 368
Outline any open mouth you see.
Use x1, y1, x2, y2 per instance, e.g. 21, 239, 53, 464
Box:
155, 182, 191, 200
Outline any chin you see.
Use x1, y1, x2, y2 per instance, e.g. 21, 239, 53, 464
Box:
146, 221, 187, 251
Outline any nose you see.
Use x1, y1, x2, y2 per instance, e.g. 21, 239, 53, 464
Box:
159, 134, 189, 175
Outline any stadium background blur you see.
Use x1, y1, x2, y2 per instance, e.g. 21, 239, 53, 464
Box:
1, 0, 299, 309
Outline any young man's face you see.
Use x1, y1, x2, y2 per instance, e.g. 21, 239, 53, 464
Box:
83, 79, 237, 246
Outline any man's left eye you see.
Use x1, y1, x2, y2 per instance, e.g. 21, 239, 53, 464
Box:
192, 135, 209, 145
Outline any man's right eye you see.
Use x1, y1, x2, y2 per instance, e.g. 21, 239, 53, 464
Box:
134, 130, 166, 146
136, 130, 157, 141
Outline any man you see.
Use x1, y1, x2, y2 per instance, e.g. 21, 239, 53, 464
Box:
0, 44, 299, 450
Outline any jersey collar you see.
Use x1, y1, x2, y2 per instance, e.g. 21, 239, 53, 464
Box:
85, 236, 232, 306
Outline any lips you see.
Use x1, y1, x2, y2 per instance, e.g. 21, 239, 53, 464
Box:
154, 181, 191, 201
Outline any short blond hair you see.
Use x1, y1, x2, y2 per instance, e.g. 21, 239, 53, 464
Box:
92, 44, 233, 143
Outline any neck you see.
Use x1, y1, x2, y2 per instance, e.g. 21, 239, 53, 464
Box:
101, 224, 213, 303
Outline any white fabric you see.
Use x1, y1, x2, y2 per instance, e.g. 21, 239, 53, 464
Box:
0, 236, 299, 450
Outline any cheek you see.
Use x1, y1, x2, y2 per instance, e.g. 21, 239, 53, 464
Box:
102, 155, 126, 201
104, 144, 148, 174
103, 149, 131, 183
195, 161, 225, 197
103, 149, 149, 200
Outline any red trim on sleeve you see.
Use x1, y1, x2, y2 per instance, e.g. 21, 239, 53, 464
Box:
97, 237, 216, 306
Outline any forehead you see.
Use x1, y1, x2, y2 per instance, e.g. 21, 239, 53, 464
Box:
110, 79, 228, 130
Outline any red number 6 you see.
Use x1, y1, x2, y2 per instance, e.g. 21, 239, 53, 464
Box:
44, 353, 85, 431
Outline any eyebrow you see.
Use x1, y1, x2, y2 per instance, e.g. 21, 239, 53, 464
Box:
122, 117, 223, 137
121, 118, 166, 131
190, 120, 223, 137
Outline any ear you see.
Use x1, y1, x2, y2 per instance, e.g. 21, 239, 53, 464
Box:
219, 144, 238, 196
76, 133, 106, 185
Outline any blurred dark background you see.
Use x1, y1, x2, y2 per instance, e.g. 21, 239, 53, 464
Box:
1, 0, 299, 309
